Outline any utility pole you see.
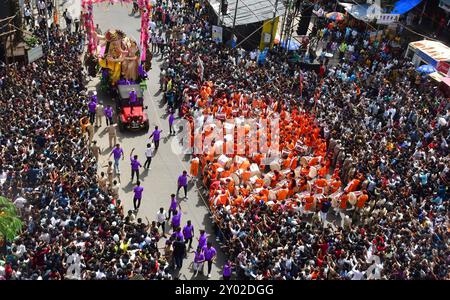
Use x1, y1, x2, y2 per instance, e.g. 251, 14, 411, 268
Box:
269, 0, 279, 48
232, 0, 239, 31
44, 1, 50, 46
279, 0, 291, 50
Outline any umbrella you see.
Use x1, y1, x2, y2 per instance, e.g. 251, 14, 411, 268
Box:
325, 12, 345, 21
416, 64, 436, 74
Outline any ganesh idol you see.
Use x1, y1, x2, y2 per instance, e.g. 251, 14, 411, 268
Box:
95, 29, 140, 85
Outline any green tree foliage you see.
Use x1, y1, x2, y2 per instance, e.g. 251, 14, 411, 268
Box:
0, 196, 23, 242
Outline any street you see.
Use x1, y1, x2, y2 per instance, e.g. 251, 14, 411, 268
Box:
88, 2, 225, 280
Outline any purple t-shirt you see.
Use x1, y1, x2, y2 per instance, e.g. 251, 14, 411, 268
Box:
223, 263, 232, 276
151, 129, 162, 141
175, 231, 184, 241
194, 251, 205, 263
112, 148, 124, 160
198, 233, 207, 249
169, 113, 175, 125
183, 224, 194, 239
133, 186, 144, 199
104, 106, 113, 118
203, 246, 217, 261
88, 101, 97, 113
129, 91, 137, 104
130, 157, 141, 170
172, 211, 181, 228
178, 174, 188, 187
169, 197, 178, 210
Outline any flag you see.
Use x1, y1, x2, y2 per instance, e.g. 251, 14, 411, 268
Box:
299, 73, 304, 97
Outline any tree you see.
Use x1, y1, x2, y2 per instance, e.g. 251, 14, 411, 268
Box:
0, 196, 23, 243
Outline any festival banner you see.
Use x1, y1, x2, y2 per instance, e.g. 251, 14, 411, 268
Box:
212, 25, 223, 44
259, 16, 279, 51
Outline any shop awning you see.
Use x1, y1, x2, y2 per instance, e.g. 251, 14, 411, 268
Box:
391, 0, 423, 15
208, 0, 286, 27
338, 2, 380, 21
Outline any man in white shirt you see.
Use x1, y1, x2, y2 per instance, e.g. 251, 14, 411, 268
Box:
156, 207, 167, 237
144, 142, 154, 169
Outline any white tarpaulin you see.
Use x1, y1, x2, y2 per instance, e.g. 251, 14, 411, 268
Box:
338, 1, 382, 22
208, 0, 286, 27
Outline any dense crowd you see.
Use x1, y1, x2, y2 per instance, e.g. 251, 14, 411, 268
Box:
156, 0, 449, 280
0, 24, 172, 280
0, 0, 448, 281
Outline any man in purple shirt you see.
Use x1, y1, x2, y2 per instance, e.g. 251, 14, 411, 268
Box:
149, 126, 163, 151
198, 229, 207, 249
104, 105, 113, 125
182, 220, 194, 249
171, 209, 182, 231
129, 89, 137, 112
168, 110, 175, 135
172, 227, 184, 242
88, 98, 97, 124
129, 148, 142, 183
177, 170, 189, 199
133, 180, 144, 210
223, 260, 232, 280
109, 143, 124, 174
167, 193, 180, 220
203, 241, 217, 278
193, 246, 205, 276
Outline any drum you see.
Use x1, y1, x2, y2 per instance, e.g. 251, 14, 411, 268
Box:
268, 190, 277, 201
249, 163, 261, 177
231, 173, 240, 185
263, 173, 273, 186
308, 166, 317, 179
270, 160, 281, 171
218, 154, 231, 167
216, 113, 226, 121
300, 156, 311, 167
348, 192, 357, 205
294, 166, 302, 177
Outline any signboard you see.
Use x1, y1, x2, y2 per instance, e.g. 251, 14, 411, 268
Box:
27, 45, 43, 63
376, 14, 399, 25
212, 25, 223, 43
259, 16, 279, 51
436, 61, 450, 76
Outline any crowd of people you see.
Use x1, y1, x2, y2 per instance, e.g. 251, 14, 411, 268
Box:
0, 0, 448, 280
0, 19, 181, 280
156, 0, 449, 280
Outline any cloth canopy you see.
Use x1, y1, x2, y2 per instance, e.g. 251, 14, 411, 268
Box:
208, 0, 286, 27
338, 2, 377, 21
390, 0, 423, 15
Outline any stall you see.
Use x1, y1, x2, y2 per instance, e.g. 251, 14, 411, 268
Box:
405, 40, 450, 69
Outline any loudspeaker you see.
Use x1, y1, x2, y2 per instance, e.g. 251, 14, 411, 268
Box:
296, 5, 314, 36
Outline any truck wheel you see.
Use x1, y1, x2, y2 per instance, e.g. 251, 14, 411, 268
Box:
118, 119, 125, 132
143, 120, 149, 132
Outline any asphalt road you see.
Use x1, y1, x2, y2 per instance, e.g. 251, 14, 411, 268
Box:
88, 2, 225, 280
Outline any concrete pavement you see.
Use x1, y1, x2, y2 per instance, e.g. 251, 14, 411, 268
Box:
88, 2, 225, 280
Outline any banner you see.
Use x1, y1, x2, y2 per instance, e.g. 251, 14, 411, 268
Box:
376, 14, 399, 25
259, 16, 279, 51
212, 25, 223, 43
140, 0, 150, 62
